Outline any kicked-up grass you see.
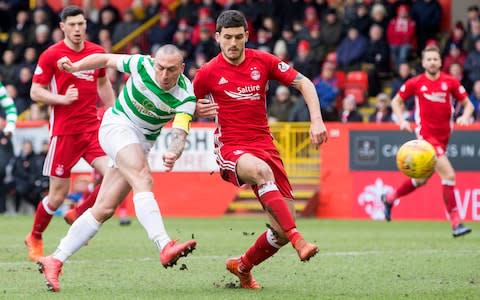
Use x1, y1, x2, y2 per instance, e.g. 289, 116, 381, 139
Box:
0, 215, 479, 299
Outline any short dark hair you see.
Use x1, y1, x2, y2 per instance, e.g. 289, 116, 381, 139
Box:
421, 45, 441, 59
60, 5, 84, 22
216, 10, 247, 33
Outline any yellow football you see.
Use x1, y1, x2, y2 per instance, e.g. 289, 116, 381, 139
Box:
396, 139, 437, 179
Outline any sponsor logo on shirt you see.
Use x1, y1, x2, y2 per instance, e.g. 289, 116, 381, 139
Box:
224, 85, 261, 100
423, 92, 447, 103
278, 62, 290, 72
72, 70, 95, 82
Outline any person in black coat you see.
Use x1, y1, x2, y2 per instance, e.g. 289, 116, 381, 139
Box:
0, 132, 14, 213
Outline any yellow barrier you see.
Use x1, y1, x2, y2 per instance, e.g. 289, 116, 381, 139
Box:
269, 122, 320, 185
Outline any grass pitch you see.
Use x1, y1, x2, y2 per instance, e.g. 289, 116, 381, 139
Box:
0, 216, 479, 299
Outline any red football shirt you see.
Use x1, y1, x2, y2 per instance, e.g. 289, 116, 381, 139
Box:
32, 40, 106, 136
398, 72, 468, 139
193, 49, 297, 146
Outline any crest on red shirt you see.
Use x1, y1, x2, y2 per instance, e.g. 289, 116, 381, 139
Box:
251, 69, 260, 80
441, 82, 448, 91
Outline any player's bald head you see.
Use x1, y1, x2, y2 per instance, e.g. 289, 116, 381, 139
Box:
155, 44, 183, 63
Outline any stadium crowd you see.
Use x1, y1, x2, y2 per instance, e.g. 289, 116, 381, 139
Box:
0, 0, 479, 214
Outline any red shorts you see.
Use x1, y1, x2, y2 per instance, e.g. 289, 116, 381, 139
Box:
43, 131, 105, 178
418, 131, 449, 157
217, 144, 294, 199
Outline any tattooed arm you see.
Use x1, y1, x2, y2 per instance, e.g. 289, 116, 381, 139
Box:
290, 72, 328, 146
162, 128, 188, 172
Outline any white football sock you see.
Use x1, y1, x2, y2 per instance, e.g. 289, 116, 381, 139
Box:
53, 209, 101, 262
133, 192, 171, 251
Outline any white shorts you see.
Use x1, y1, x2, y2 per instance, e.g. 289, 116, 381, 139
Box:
99, 108, 154, 167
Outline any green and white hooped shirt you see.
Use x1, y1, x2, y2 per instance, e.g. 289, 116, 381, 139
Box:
0, 82, 17, 131
113, 54, 196, 141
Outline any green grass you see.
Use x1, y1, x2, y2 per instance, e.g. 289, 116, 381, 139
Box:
1, 216, 479, 299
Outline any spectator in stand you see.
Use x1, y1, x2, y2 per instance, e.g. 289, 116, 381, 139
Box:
387, 4, 416, 70
0, 132, 14, 214
364, 24, 390, 97
288, 96, 310, 122
313, 61, 339, 121
4, 84, 28, 117
343, 0, 359, 27
14, 66, 32, 104
370, 3, 389, 35
191, 7, 216, 46
11, 140, 39, 212
28, 8, 51, 43
464, 36, 480, 85
273, 39, 289, 63
292, 40, 319, 83
261, 16, 279, 41
278, 24, 297, 61
0, 50, 18, 84
469, 80, 480, 120
443, 22, 467, 56
98, 0, 120, 26
303, 5, 320, 32
353, 3, 371, 37
173, 28, 194, 64
147, 8, 176, 52
112, 9, 140, 44
268, 85, 296, 122
249, 26, 274, 53
12, 10, 34, 43
449, 63, 472, 93
411, 0, 441, 55
98, 6, 117, 37
320, 7, 343, 52
390, 62, 415, 116
22, 102, 49, 121
442, 44, 466, 73
465, 18, 480, 52
145, 0, 162, 20
369, 93, 393, 123
336, 26, 368, 71
7, 31, 26, 64
340, 94, 362, 123
176, 0, 199, 25
307, 23, 327, 64
466, 5, 479, 33
199, 0, 223, 21
21, 47, 38, 72
51, 28, 65, 44
31, 24, 53, 55
194, 27, 218, 61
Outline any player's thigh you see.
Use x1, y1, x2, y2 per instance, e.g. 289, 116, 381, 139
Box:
435, 155, 455, 180
92, 167, 131, 222
236, 153, 274, 184
43, 135, 85, 178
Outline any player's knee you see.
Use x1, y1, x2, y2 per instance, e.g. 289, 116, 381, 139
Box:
253, 163, 274, 182
94, 206, 115, 222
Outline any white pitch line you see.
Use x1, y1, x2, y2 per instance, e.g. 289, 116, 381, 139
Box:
0, 249, 478, 267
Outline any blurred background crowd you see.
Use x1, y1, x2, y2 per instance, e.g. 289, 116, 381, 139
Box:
0, 0, 479, 214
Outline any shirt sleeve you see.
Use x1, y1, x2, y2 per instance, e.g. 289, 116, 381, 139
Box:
264, 52, 297, 86
176, 76, 197, 117
116, 54, 143, 75
451, 79, 468, 102
32, 49, 55, 86
397, 78, 415, 101
193, 66, 208, 99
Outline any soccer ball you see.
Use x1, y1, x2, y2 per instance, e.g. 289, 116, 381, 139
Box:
396, 139, 437, 179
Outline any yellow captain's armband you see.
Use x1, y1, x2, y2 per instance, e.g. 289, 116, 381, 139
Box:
172, 113, 192, 132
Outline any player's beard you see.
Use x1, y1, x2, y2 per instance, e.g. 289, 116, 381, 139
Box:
425, 65, 440, 77
224, 47, 243, 63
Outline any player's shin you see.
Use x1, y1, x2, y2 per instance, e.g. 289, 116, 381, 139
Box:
442, 180, 460, 227
53, 209, 101, 262
31, 197, 56, 239
133, 192, 171, 249
74, 184, 100, 217
241, 229, 284, 272
257, 182, 301, 245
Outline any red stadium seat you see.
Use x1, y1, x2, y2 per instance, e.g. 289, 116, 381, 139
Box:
345, 71, 368, 104
344, 88, 365, 104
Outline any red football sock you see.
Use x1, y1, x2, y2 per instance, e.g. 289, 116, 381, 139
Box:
240, 231, 281, 272
31, 198, 56, 240
74, 184, 100, 217
442, 183, 459, 227
387, 179, 417, 203
257, 182, 298, 243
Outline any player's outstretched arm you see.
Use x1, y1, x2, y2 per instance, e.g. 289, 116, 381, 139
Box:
391, 94, 412, 132
57, 54, 123, 73
290, 73, 328, 146
456, 97, 474, 126
97, 76, 115, 108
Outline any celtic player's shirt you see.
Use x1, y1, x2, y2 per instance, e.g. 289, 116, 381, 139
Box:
113, 54, 196, 141
0, 82, 17, 128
